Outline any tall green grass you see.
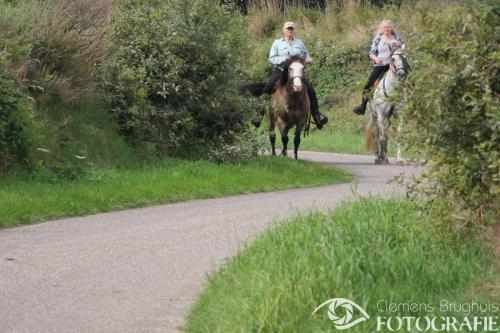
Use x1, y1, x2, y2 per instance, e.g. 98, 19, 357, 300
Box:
0, 157, 352, 228
185, 198, 496, 332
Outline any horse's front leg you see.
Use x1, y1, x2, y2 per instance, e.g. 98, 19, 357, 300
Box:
378, 110, 390, 164
293, 125, 303, 160
368, 111, 382, 164
281, 133, 289, 157
278, 118, 289, 157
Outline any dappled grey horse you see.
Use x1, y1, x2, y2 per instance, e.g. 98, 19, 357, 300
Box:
366, 48, 410, 164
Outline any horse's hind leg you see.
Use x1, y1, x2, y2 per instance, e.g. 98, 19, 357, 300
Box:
269, 112, 276, 156
396, 117, 404, 165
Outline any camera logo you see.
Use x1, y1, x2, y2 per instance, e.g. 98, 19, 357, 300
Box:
312, 297, 370, 330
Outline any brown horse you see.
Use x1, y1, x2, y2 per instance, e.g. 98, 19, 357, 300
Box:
240, 56, 310, 159
268, 56, 310, 159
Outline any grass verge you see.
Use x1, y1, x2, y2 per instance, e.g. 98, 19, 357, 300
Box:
0, 156, 352, 228
185, 198, 496, 332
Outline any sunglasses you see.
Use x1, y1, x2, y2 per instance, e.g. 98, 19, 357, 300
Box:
286, 27, 294, 30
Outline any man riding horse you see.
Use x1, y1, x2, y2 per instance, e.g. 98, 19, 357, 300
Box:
253, 21, 328, 130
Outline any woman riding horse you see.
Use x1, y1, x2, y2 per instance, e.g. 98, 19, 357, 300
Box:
365, 47, 410, 164
253, 21, 328, 130
353, 20, 405, 116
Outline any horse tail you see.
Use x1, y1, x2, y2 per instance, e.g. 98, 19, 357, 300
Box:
366, 122, 374, 152
239, 83, 266, 97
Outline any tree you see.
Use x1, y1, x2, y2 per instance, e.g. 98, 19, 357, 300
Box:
102, 0, 249, 156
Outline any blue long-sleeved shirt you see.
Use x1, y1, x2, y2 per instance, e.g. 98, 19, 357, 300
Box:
269, 37, 312, 69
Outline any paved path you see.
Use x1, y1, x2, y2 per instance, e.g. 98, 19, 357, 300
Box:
0, 152, 420, 333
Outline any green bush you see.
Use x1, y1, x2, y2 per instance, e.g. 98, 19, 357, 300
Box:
0, 53, 34, 173
102, 0, 249, 156
308, 42, 370, 101
0, 0, 126, 176
405, 1, 499, 226
208, 130, 266, 164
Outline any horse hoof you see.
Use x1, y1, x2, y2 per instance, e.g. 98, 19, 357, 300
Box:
382, 158, 390, 165
375, 158, 382, 165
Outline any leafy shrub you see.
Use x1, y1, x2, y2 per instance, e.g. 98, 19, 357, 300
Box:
208, 130, 266, 164
308, 42, 369, 101
404, 1, 499, 226
0, 52, 34, 173
102, 0, 249, 156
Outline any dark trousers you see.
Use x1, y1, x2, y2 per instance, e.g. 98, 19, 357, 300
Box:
261, 68, 283, 95
363, 65, 390, 93
261, 68, 320, 116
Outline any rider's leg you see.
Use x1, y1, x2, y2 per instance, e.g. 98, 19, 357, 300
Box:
304, 79, 328, 129
252, 69, 283, 128
261, 69, 283, 95
353, 65, 389, 115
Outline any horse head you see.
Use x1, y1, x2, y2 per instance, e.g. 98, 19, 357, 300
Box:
282, 55, 306, 93
390, 48, 411, 78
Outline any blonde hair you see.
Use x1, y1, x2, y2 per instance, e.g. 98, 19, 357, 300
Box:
376, 20, 397, 36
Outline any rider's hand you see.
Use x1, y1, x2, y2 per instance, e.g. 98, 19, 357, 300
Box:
374, 56, 383, 64
305, 59, 312, 64
394, 40, 401, 48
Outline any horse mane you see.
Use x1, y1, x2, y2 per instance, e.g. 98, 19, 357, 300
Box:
279, 55, 305, 87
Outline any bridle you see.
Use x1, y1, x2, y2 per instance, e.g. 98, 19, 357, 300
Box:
382, 48, 410, 98
389, 49, 411, 75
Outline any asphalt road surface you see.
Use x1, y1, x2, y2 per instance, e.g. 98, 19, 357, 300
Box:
0, 152, 421, 333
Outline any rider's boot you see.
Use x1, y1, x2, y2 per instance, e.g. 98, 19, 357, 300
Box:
352, 96, 369, 115
310, 95, 328, 130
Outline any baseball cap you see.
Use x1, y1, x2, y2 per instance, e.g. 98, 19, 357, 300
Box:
283, 21, 295, 29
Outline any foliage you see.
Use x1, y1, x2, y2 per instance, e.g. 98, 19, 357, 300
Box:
404, 1, 499, 226
0, 53, 33, 172
208, 130, 267, 164
0, 0, 113, 103
102, 0, 249, 156
308, 43, 370, 102
0, 0, 128, 176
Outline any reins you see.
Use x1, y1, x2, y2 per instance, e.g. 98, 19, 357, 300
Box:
383, 49, 410, 98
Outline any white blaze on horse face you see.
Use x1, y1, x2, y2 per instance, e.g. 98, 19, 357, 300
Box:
293, 77, 302, 92
289, 61, 304, 92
